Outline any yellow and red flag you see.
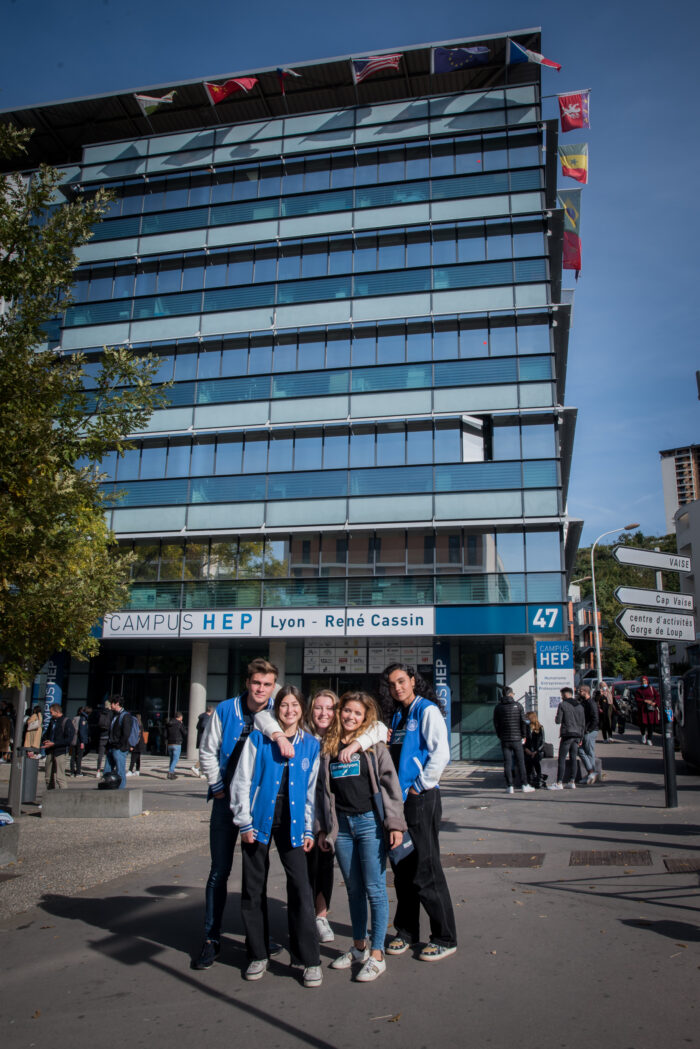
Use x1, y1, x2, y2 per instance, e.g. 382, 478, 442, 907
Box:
204, 77, 258, 105
558, 143, 588, 184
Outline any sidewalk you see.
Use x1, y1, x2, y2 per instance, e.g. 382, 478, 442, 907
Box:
1, 739, 698, 1049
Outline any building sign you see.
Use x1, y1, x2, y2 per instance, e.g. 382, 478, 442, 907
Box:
536, 640, 574, 747
433, 641, 452, 727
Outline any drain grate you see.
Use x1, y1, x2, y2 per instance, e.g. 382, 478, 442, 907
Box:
569, 850, 652, 866
663, 857, 700, 873
442, 852, 545, 869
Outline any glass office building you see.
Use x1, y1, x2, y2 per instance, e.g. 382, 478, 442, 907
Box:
4, 30, 581, 758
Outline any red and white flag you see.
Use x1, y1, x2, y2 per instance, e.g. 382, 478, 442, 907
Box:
352, 54, 402, 84
558, 91, 591, 133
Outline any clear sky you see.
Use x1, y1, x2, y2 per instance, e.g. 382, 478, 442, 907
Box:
2, 0, 698, 546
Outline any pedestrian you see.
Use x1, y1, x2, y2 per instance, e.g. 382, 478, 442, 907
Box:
103, 695, 132, 789
524, 712, 546, 787
379, 663, 458, 963
549, 687, 585, 790
493, 687, 535, 795
127, 714, 146, 776
317, 691, 406, 982
0, 705, 12, 762
193, 657, 281, 971
577, 686, 600, 784
595, 681, 615, 741
231, 684, 322, 987
23, 706, 43, 757
95, 700, 112, 778
41, 704, 75, 789
166, 712, 187, 779
635, 676, 660, 746
69, 707, 89, 777
191, 705, 214, 778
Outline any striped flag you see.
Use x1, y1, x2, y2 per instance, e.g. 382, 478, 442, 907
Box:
203, 77, 258, 105
558, 143, 588, 184
134, 90, 176, 117
351, 54, 402, 84
507, 39, 561, 72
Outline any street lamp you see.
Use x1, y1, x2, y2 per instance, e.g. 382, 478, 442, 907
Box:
591, 523, 640, 682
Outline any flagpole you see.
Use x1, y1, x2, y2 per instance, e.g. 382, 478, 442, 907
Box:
350, 61, 360, 107
542, 89, 591, 100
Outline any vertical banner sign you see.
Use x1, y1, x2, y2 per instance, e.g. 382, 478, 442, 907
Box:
42, 653, 67, 728
432, 641, 452, 761
536, 640, 574, 750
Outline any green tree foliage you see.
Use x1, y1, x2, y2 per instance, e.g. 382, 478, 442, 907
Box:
0, 125, 166, 687
574, 531, 679, 677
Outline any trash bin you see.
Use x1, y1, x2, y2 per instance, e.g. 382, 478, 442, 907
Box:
21, 752, 39, 804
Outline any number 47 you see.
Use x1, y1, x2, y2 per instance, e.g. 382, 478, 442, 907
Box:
532, 607, 559, 629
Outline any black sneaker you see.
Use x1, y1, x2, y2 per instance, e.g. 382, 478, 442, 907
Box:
192, 939, 220, 970
268, 940, 283, 957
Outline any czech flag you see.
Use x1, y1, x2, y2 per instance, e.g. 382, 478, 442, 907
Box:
508, 39, 561, 72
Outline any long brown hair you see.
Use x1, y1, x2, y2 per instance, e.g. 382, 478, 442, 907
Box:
527, 711, 542, 732
322, 691, 379, 755
274, 684, 307, 732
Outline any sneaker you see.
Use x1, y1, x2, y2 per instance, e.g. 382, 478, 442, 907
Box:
303, 965, 323, 987
506, 785, 514, 794
132, 771, 140, 777
331, 945, 369, 969
245, 959, 268, 981
586, 773, 596, 785
192, 939, 220, 970
316, 916, 334, 942
521, 784, 535, 793
419, 943, 457, 963
564, 782, 576, 789
126, 771, 134, 777
356, 956, 386, 982
268, 940, 283, 957
191, 766, 201, 777
647, 739, 654, 746
547, 782, 564, 791
385, 936, 411, 956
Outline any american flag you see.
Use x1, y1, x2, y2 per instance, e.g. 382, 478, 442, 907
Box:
351, 54, 402, 84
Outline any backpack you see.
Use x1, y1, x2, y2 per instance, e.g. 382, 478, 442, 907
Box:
119, 710, 141, 748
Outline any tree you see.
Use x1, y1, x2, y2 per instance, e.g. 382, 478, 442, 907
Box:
574, 530, 680, 677
0, 125, 166, 688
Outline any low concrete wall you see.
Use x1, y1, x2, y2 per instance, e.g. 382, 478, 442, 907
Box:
0, 823, 20, 865
42, 789, 143, 818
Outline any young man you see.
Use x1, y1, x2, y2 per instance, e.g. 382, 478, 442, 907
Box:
549, 687, 585, 790
41, 704, 75, 789
193, 658, 279, 970
380, 663, 457, 963
493, 687, 535, 794
166, 711, 187, 779
104, 695, 132, 789
577, 686, 600, 784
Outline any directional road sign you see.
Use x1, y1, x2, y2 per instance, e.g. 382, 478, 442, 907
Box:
612, 547, 691, 573
615, 586, 694, 612
615, 608, 696, 641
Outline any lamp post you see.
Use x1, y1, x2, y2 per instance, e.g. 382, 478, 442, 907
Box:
591, 524, 640, 682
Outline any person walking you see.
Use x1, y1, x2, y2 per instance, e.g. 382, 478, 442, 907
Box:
379, 663, 457, 963
69, 707, 89, 777
595, 681, 615, 741
493, 687, 535, 795
166, 712, 187, 779
127, 714, 146, 776
549, 687, 585, 790
577, 686, 600, 784
41, 704, 75, 789
635, 676, 660, 746
95, 700, 112, 778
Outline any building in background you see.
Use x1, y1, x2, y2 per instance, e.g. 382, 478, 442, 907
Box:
660, 444, 700, 535
2, 28, 581, 759
673, 502, 700, 666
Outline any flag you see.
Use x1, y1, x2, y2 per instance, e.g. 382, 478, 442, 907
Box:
507, 39, 561, 72
203, 77, 258, 105
432, 46, 490, 74
558, 189, 582, 276
277, 67, 301, 95
352, 54, 402, 84
558, 142, 588, 184
134, 90, 176, 117
558, 91, 591, 133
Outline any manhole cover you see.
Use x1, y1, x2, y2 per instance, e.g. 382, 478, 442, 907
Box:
663, 857, 700, 873
442, 853, 545, 869
569, 850, 652, 866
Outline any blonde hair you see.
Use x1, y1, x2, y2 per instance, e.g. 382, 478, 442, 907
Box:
309, 689, 339, 734
322, 691, 379, 755
527, 711, 542, 732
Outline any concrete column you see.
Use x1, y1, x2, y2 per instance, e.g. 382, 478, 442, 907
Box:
186, 641, 209, 761
268, 640, 286, 687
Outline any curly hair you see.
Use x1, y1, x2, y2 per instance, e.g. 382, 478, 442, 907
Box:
322, 691, 379, 756
378, 663, 439, 718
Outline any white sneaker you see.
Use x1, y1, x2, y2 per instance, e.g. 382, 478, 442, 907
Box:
647, 739, 654, 746
331, 945, 369, 970
564, 782, 576, 789
303, 965, 323, 987
506, 786, 514, 794
244, 959, 268, 981
547, 782, 564, 790
126, 771, 134, 777
356, 956, 386, 982
316, 916, 334, 942
521, 784, 535, 793
191, 765, 201, 777
586, 772, 596, 785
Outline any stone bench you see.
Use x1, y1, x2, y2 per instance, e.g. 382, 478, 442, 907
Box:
0, 823, 20, 866
42, 788, 143, 818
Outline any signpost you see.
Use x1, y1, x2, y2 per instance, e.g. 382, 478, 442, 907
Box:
612, 545, 694, 809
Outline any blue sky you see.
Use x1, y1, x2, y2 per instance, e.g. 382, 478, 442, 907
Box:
2, 0, 698, 546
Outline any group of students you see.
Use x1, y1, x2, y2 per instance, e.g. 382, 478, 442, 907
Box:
193, 657, 457, 987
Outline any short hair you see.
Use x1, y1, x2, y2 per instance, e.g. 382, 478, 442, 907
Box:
109, 694, 124, 707
49, 703, 62, 713
560, 687, 574, 698
247, 658, 278, 681
273, 684, 307, 724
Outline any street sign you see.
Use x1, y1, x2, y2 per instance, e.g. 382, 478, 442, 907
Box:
612, 547, 691, 572
615, 586, 694, 612
615, 608, 696, 641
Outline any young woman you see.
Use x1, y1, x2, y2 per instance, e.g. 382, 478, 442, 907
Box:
231, 684, 322, 988
379, 663, 457, 963
317, 691, 406, 982
127, 714, 146, 776
524, 712, 546, 787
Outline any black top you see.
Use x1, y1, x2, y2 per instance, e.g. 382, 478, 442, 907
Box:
329, 748, 372, 815
493, 697, 528, 744
224, 708, 254, 787
389, 709, 409, 771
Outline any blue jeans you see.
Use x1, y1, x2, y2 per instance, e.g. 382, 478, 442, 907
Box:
579, 730, 597, 774
104, 747, 127, 789
204, 796, 239, 941
168, 745, 181, 773
333, 810, 388, 953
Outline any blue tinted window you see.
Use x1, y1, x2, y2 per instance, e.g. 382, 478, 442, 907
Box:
222, 347, 248, 375
407, 427, 433, 464
191, 442, 215, 476
350, 431, 375, 468
215, 439, 242, 475
166, 444, 191, 477
376, 429, 405, 466
295, 434, 323, 470
140, 445, 167, 479
270, 438, 293, 472
243, 437, 268, 474
323, 434, 348, 468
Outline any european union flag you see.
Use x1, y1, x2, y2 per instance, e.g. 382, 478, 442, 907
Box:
432, 46, 490, 74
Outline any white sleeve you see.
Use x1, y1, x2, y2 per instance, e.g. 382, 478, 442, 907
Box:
230, 735, 258, 832
414, 705, 450, 792
304, 752, 320, 840
355, 721, 388, 750
254, 709, 281, 740
199, 708, 224, 792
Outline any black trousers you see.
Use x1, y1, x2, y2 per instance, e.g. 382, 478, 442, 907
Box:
557, 737, 579, 783
241, 813, 320, 966
501, 741, 527, 787
69, 746, 83, 775
393, 788, 457, 948
524, 753, 542, 784
306, 839, 334, 911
